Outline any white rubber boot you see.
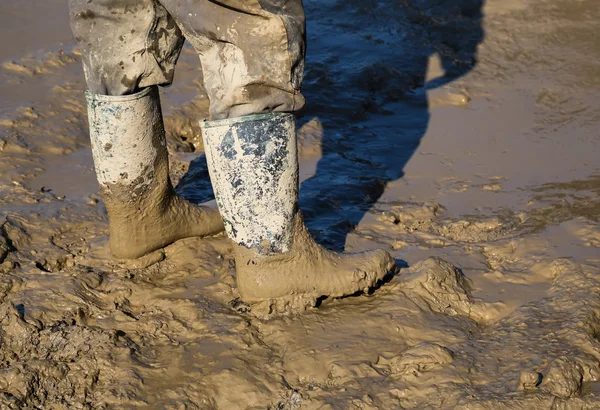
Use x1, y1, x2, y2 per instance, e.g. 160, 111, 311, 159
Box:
86, 86, 223, 259
200, 112, 396, 306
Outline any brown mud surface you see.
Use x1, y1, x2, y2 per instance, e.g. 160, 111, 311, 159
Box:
1, 0, 600, 408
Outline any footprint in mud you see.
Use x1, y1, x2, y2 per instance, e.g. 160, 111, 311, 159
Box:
376, 201, 523, 247
373, 342, 455, 380
396, 257, 506, 323
540, 357, 585, 399
518, 357, 588, 399
0, 302, 141, 408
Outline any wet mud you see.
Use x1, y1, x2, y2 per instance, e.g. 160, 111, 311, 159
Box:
0, 0, 599, 408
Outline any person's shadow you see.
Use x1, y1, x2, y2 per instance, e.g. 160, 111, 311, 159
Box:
177, 0, 484, 252
298, 0, 484, 250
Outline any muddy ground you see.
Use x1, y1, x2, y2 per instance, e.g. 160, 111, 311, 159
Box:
1, 0, 599, 408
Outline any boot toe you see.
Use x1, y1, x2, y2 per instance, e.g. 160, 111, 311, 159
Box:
345, 248, 397, 293
363, 248, 396, 279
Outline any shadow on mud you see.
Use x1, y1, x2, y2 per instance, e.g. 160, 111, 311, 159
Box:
299, 0, 484, 250
177, 0, 484, 252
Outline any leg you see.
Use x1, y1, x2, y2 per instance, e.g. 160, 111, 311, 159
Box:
69, 0, 183, 95
70, 0, 223, 259
159, 0, 306, 120
164, 0, 397, 304
201, 114, 396, 303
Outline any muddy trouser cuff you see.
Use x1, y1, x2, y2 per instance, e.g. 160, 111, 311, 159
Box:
200, 113, 298, 255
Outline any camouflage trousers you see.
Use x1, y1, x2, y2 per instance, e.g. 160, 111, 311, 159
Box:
69, 0, 306, 119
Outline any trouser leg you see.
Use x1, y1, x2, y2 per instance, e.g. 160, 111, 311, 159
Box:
69, 0, 184, 95
159, 0, 306, 119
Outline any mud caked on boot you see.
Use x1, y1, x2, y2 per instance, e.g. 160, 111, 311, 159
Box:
200, 113, 397, 311
86, 86, 224, 259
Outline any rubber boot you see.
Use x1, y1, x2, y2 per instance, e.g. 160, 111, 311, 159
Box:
86, 86, 224, 259
200, 113, 396, 306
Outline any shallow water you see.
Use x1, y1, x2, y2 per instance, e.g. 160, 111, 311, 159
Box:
0, 0, 599, 408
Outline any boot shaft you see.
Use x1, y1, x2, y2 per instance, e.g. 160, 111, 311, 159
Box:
85, 86, 168, 197
200, 113, 298, 255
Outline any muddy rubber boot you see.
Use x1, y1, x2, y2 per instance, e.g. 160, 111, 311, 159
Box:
200, 113, 396, 307
86, 86, 224, 259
